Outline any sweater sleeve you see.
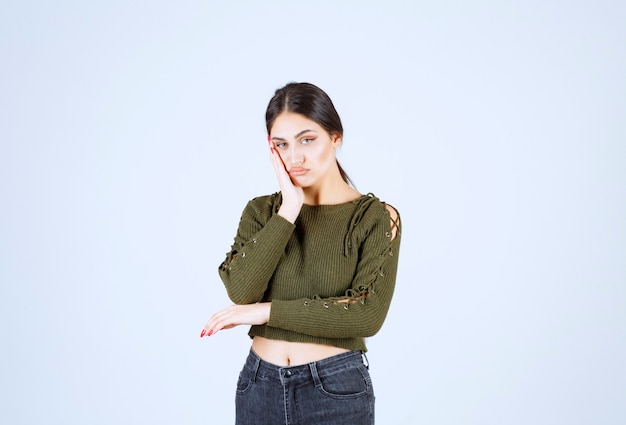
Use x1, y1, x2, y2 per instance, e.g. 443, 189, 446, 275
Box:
219, 197, 295, 305
267, 203, 401, 339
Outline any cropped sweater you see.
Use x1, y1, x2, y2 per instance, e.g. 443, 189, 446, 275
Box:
218, 192, 401, 352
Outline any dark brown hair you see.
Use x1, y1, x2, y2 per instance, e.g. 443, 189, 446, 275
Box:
265, 82, 354, 187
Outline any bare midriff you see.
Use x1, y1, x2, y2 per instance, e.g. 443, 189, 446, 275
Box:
251, 336, 349, 366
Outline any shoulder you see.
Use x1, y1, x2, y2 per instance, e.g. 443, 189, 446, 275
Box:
378, 197, 400, 224
381, 202, 401, 241
359, 193, 400, 216
361, 194, 401, 241
248, 192, 279, 207
241, 192, 282, 218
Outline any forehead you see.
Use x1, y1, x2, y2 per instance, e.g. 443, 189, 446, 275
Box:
270, 112, 323, 135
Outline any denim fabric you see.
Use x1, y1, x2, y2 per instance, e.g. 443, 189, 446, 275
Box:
235, 349, 375, 425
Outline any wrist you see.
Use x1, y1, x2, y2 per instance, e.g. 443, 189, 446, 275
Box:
277, 203, 301, 223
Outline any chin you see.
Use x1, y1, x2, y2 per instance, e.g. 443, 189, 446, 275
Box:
292, 176, 314, 188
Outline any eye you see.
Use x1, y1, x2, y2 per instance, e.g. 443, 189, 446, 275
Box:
301, 138, 314, 144
275, 142, 287, 149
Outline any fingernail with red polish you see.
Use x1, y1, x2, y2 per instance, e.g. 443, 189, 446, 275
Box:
200, 330, 205, 338
207, 330, 213, 337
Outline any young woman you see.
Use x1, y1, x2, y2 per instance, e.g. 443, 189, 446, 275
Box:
201, 82, 401, 425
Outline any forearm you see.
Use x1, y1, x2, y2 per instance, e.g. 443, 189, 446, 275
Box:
268, 292, 393, 339
219, 214, 295, 304
268, 251, 399, 338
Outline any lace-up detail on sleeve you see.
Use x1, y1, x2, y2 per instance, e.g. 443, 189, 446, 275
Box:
343, 193, 378, 256
384, 202, 401, 242
333, 200, 400, 307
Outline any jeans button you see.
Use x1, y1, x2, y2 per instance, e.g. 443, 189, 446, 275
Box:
285, 370, 292, 377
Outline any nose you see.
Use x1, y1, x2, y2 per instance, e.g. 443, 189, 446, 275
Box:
289, 144, 304, 165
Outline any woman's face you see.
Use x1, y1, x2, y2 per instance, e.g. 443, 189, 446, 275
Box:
269, 112, 341, 188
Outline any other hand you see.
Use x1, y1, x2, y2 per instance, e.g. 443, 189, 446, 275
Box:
200, 303, 271, 338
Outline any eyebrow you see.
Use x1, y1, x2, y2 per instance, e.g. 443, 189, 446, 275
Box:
271, 129, 317, 141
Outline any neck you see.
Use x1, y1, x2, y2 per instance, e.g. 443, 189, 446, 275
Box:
302, 179, 360, 206
301, 161, 360, 205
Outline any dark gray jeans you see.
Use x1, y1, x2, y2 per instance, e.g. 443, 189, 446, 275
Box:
235, 348, 375, 425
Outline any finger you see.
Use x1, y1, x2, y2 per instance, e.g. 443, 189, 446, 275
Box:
272, 153, 296, 190
200, 315, 222, 337
204, 316, 224, 336
270, 147, 287, 177
268, 142, 288, 175
201, 307, 237, 337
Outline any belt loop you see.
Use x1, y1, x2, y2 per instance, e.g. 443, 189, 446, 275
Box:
309, 361, 322, 388
361, 351, 369, 369
250, 351, 261, 382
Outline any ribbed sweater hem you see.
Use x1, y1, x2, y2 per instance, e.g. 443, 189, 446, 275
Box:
248, 325, 367, 352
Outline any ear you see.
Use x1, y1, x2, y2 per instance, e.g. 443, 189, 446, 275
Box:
330, 132, 342, 149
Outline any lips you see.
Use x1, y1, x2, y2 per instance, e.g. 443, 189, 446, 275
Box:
289, 167, 308, 176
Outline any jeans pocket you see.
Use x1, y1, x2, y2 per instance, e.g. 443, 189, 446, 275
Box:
316, 365, 371, 399
235, 369, 254, 395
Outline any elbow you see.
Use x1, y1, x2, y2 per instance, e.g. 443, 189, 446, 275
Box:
219, 271, 264, 304
226, 289, 263, 305
361, 321, 384, 338
345, 307, 385, 338
358, 303, 388, 337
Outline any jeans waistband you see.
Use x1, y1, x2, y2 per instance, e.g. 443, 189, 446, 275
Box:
243, 348, 368, 385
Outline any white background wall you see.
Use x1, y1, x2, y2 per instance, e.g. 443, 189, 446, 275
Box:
1, 1, 624, 424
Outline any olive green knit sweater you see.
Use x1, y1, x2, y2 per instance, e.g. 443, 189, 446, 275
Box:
218, 192, 401, 352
